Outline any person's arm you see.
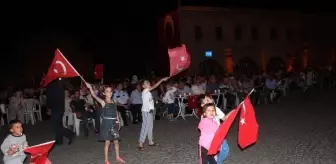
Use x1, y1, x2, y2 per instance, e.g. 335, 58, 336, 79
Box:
149, 77, 169, 91
215, 107, 225, 120
0, 136, 9, 155
129, 91, 135, 104
125, 92, 131, 108
23, 135, 28, 149
86, 82, 105, 108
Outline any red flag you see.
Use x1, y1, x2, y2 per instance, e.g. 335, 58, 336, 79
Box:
24, 141, 55, 164
238, 97, 259, 149
43, 49, 80, 86
168, 44, 191, 76
94, 64, 104, 80
207, 108, 240, 155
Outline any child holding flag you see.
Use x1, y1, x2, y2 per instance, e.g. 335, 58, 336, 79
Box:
86, 83, 125, 164
198, 103, 219, 164
1, 120, 28, 164
198, 94, 231, 163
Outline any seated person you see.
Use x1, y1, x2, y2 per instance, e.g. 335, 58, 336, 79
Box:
70, 90, 97, 137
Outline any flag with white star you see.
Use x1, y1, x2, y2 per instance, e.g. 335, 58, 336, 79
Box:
168, 44, 190, 76
238, 97, 259, 149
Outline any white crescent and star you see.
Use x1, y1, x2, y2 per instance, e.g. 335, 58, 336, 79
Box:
240, 102, 246, 125
53, 60, 67, 75
180, 56, 185, 62
176, 64, 183, 71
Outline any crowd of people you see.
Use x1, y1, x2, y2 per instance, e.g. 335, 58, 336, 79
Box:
0, 65, 336, 163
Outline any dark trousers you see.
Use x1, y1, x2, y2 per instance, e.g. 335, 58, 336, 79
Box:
94, 108, 101, 131
117, 106, 128, 126
77, 111, 97, 136
165, 103, 178, 114
52, 113, 73, 144
131, 104, 142, 123
200, 146, 216, 164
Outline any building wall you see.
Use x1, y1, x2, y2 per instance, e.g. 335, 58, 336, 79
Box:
178, 6, 334, 72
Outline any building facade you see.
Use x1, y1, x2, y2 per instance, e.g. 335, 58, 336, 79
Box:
158, 6, 336, 73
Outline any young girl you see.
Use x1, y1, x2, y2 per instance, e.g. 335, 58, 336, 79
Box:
86, 83, 125, 164
198, 103, 219, 164
138, 77, 169, 151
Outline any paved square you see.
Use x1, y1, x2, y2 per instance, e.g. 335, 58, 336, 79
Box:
1, 89, 336, 164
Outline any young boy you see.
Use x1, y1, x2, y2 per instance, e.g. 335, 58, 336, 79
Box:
138, 77, 169, 151
1, 120, 28, 164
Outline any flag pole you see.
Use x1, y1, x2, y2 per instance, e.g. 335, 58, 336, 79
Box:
57, 49, 86, 83
237, 88, 255, 108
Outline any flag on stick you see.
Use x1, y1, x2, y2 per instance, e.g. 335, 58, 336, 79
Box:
43, 49, 85, 87
168, 44, 191, 76
24, 140, 55, 164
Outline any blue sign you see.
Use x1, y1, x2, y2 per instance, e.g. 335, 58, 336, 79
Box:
205, 51, 212, 57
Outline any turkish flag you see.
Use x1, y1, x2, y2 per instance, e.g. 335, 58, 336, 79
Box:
207, 108, 240, 155
24, 141, 55, 164
43, 49, 80, 87
94, 64, 104, 80
168, 44, 191, 76
238, 97, 259, 149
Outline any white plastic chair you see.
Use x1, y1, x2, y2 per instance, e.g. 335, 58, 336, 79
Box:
23, 99, 38, 125
73, 113, 95, 136
33, 101, 42, 122
0, 104, 6, 126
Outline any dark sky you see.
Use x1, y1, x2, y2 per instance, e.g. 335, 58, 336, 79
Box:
0, 0, 330, 83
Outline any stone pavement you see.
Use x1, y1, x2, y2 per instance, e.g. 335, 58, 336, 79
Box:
1, 89, 336, 164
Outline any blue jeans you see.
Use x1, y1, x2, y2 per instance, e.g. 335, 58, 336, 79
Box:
217, 140, 229, 164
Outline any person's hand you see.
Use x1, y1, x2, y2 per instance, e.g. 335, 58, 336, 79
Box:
162, 77, 170, 81
46, 108, 52, 116
85, 82, 92, 90
7, 147, 15, 156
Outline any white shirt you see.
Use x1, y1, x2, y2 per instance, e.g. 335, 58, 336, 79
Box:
81, 95, 94, 105
201, 107, 225, 125
113, 90, 129, 105
191, 85, 205, 95
265, 78, 277, 89
64, 97, 72, 112
130, 89, 142, 104
179, 86, 191, 94
306, 72, 313, 86
142, 88, 154, 112
162, 87, 177, 104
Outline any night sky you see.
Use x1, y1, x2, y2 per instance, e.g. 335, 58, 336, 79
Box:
0, 1, 329, 84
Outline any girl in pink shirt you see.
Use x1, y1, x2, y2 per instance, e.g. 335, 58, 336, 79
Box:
198, 103, 219, 164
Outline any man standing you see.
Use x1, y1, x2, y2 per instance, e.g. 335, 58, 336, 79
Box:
46, 79, 73, 145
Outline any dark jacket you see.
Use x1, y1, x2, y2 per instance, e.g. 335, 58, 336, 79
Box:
46, 79, 65, 115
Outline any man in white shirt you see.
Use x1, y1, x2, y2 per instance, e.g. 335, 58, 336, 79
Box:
113, 83, 130, 126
